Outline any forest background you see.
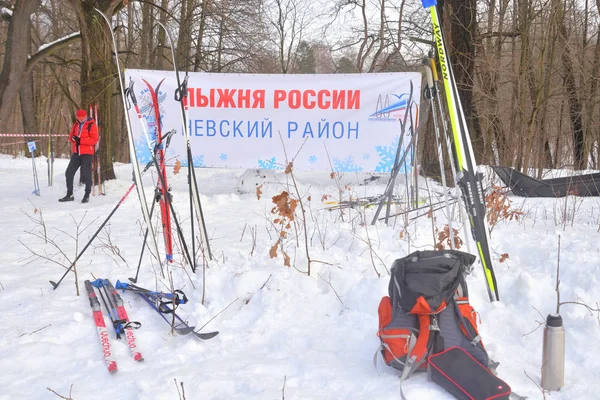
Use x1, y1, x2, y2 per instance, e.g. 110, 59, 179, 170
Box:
0, 0, 599, 181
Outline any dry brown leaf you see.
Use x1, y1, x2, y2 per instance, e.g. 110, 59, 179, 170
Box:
330, 172, 335, 179
307, 196, 311, 202
499, 253, 509, 263
34, 208, 38, 214
289, 198, 298, 214
173, 160, 182, 175
256, 184, 263, 200
285, 162, 294, 174
283, 251, 291, 267
269, 240, 280, 259
272, 191, 295, 220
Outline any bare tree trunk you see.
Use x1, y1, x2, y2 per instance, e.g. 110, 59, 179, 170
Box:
194, 0, 212, 71
176, 0, 193, 69
554, 0, 586, 169
509, 0, 520, 168
516, 0, 530, 171
536, 6, 559, 171
155, 0, 169, 69
0, 0, 42, 128
439, 0, 485, 162
141, 2, 152, 68
217, 13, 225, 71
367, 0, 386, 72
585, 0, 600, 168
19, 16, 37, 143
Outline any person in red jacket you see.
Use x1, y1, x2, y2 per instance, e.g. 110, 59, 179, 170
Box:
59, 109, 99, 203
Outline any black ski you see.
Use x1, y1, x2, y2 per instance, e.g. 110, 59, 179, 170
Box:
115, 280, 219, 340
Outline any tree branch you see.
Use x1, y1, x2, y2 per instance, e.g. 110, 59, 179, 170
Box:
25, 32, 81, 76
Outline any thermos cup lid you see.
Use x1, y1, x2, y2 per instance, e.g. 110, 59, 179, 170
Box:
546, 314, 563, 327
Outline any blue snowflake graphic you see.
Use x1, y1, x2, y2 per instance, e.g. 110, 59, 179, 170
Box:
258, 157, 283, 170
134, 139, 152, 165
374, 136, 412, 173
363, 153, 371, 160
309, 155, 317, 164
333, 156, 363, 172
181, 155, 205, 167
220, 153, 228, 161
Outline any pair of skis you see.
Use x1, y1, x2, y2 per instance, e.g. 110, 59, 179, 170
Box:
84, 279, 142, 373
422, 0, 500, 302
115, 280, 219, 340
85, 279, 218, 373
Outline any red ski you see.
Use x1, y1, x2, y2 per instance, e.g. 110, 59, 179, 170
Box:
104, 279, 143, 362
141, 78, 173, 261
84, 280, 118, 373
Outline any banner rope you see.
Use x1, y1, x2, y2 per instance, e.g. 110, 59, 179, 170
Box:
0, 133, 69, 137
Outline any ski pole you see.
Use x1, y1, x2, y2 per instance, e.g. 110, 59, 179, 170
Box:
158, 20, 213, 262
90, 104, 96, 196
95, 104, 103, 195
47, 117, 52, 187
49, 159, 155, 290
428, 57, 471, 254
378, 197, 454, 220
424, 61, 455, 249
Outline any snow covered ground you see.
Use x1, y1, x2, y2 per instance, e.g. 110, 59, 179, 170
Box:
0, 153, 599, 399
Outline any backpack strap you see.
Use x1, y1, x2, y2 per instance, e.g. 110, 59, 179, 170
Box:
398, 333, 419, 400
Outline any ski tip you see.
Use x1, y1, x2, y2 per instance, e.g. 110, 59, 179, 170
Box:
128, 277, 137, 283
107, 362, 118, 373
175, 326, 196, 335
49, 281, 58, 290
134, 353, 144, 362
192, 330, 219, 340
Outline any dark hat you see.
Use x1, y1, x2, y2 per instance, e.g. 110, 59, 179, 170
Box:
76, 109, 87, 119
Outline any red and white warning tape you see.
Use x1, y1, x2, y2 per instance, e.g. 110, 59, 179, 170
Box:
0, 133, 69, 137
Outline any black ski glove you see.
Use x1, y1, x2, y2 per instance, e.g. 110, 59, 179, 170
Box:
73, 136, 81, 146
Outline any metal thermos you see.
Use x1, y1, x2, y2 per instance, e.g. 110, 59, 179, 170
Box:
541, 314, 565, 391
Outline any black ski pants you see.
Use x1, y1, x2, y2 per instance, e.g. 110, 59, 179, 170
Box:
65, 153, 92, 196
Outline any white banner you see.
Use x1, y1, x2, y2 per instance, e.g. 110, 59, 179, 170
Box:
124, 69, 421, 172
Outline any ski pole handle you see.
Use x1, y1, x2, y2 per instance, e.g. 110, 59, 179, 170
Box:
428, 58, 438, 82
124, 77, 137, 110
174, 75, 188, 102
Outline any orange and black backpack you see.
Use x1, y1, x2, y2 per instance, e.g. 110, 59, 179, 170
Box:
375, 250, 497, 398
